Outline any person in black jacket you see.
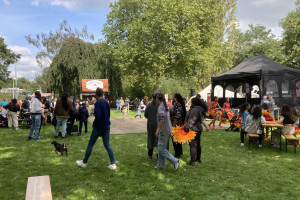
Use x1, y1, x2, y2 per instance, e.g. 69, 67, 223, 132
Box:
79, 103, 89, 135
184, 97, 204, 166
4, 99, 20, 130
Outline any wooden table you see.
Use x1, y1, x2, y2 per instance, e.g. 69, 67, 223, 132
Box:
262, 123, 284, 151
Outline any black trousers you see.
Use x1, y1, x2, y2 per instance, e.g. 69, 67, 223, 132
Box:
240, 129, 247, 143
172, 137, 183, 157
189, 131, 202, 163
79, 120, 88, 133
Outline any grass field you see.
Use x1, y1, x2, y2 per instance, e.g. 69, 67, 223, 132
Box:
0, 121, 300, 200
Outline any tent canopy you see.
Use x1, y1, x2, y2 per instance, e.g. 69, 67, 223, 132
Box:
211, 55, 300, 107
212, 55, 300, 81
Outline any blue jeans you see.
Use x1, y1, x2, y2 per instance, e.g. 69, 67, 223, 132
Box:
28, 114, 41, 139
83, 126, 115, 164
55, 117, 68, 137
157, 134, 179, 168
116, 105, 120, 112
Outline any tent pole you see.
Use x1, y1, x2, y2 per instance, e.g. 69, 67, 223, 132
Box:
261, 75, 264, 98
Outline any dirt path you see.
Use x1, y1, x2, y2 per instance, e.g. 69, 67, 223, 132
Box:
89, 118, 230, 134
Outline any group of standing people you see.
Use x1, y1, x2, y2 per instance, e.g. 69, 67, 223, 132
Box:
145, 92, 208, 169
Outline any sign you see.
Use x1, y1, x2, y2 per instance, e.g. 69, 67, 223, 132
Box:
82, 79, 109, 92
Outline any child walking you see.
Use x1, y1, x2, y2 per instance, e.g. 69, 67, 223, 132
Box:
122, 105, 127, 119
79, 103, 89, 135
135, 105, 142, 118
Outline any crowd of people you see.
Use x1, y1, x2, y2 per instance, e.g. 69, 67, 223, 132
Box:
1, 89, 299, 171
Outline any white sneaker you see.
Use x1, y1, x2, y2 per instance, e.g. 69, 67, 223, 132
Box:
108, 164, 117, 170
258, 144, 262, 148
240, 143, 244, 147
76, 160, 87, 168
15, 128, 19, 130
174, 160, 181, 171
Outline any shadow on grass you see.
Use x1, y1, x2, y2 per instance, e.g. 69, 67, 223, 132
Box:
1, 124, 300, 200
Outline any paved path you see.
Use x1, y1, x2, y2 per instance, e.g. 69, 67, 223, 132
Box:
89, 117, 147, 134
89, 117, 230, 134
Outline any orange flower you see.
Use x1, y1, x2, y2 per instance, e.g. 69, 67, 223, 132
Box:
172, 126, 196, 144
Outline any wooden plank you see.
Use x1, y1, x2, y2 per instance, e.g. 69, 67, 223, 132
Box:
262, 123, 284, 128
283, 134, 298, 140
248, 133, 260, 138
25, 175, 52, 200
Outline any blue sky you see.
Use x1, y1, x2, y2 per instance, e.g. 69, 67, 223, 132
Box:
0, 0, 297, 80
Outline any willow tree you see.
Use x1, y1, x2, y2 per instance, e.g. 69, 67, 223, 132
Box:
48, 37, 98, 98
103, 0, 238, 94
25, 20, 94, 67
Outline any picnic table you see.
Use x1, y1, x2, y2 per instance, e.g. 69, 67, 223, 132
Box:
262, 123, 284, 151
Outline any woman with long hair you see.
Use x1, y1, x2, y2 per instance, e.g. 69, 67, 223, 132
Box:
144, 92, 159, 160
208, 97, 221, 129
27, 91, 43, 141
155, 93, 180, 170
185, 97, 204, 166
272, 104, 298, 148
171, 93, 186, 158
54, 93, 73, 138
245, 106, 266, 147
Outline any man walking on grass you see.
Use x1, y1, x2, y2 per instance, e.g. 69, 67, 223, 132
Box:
76, 88, 117, 170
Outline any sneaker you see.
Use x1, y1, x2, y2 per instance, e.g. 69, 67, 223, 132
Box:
108, 164, 117, 170
240, 143, 244, 147
27, 137, 32, 141
15, 128, 19, 130
76, 160, 87, 168
33, 138, 39, 141
174, 160, 181, 171
258, 144, 262, 148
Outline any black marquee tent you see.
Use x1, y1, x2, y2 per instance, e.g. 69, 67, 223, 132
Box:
211, 55, 300, 108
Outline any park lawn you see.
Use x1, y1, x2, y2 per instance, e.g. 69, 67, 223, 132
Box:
0, 122, 300, 200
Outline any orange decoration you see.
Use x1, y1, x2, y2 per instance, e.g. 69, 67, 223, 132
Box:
262, 110, 274, 121
172, 126, 196, 144
295, 127, 300, 135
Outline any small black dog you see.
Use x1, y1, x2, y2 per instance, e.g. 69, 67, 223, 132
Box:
51, 141, 68, 155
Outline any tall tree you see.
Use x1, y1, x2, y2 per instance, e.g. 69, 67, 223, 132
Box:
233, 24, 285, 66
280, 1, 300, 69
103, 0, 238, 95
48, 37, 98, 98
0, 37, 20, 87
25, 20, 94, 67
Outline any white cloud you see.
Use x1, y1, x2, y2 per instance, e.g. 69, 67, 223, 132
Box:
31, 0, 116, 10
3, 0, 10, 6
7, 45, 42, 80
251, 0, 282, 6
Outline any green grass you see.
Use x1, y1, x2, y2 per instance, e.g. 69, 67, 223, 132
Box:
0, 122, 300, 200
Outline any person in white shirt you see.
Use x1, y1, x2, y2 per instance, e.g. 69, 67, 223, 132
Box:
27, 91, 43, 141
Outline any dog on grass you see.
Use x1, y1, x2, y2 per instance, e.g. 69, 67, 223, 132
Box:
51, 141, 68, 155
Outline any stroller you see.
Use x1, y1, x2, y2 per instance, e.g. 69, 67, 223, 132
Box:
0, 115, 8, 128
19, 109, 32, 128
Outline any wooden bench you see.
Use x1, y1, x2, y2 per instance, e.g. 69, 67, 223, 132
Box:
248, 133, 262, 149
25, 175, 52, 200
283, 134, 298, 153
